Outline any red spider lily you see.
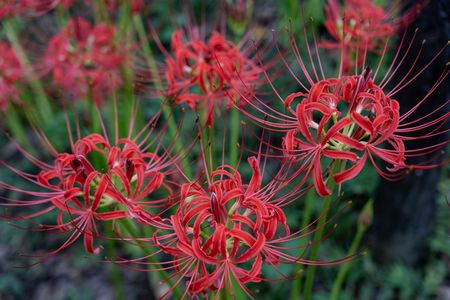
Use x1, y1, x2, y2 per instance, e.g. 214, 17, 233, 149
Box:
0, 106, 182, 262
282, 68, 405, 196
141, 152, 347, 299
0, 0, 143, 19
0, 42, 24, 111
161, 29, 262, 125
237, 29, 449, 197
151, 158, 276, 297
321, 0, 418, 72
41, 18, 125, 104
0, 0, 73, 19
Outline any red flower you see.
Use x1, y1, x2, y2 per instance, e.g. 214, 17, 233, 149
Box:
150, 156, 327, 298
162, 29, 262, 125
239, 30, 448, 197
0, 42, 24, 111
0, 124, 176, 261
321, 0, 418, 72
42, 18, 125, 104
282, 68, 404, 196
0, 0, 73, 19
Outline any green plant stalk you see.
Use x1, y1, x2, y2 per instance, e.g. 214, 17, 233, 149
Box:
329, 221, 365, 300
229, 272, 246, 299
199, 107, 216, 174
3, 20, 53, 122
229, 106, 240, 167
105, 223, 126, 300
84, 90, 105, 171
227, 15, 249, 169
219, 287, 231, 300
55, 3, 69, 26
132, 14, 192, 179
114, 3, 143, 138
289, 188, 316, 300
86, 87, 101, 134
94, 0, 110, 23
119, 218, 183, 299
4, 107, 33, 153
303, 162, 340, 300
118, 54, 136, 139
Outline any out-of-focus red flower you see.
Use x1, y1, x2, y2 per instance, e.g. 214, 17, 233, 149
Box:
0, 0, 144, 19
163, 29, 262, 125
42, 18, 125, 104
0, 0, 73, 19
321, 0, 418, 72
0, 42, 24, 111
323, 0, 394, 50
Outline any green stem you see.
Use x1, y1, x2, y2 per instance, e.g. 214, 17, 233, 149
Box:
132, 14, 192, 179
4, 20, 53, 122
94, 0, 110, 23
4, 106, 33, 153
289, 188, 316, 300
329, 223, 365, 300
55, 3, 69, 26
105, 223, 126, 300
199, 107, 215, 174
86, 88, 101, 134
220, 287, 231, 300
118, 52, 135, 138
330, 199, 371, 300
120, 218, 183, 299
229, 106, 240, 167
303, 161, 341, 300
84, 92, 104, 170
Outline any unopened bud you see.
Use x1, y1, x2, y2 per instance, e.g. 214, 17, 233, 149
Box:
226, 0, 253, 36
358, 199, 373, 229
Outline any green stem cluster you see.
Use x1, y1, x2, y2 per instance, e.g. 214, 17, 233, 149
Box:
302, 161, 340, 300
132, 14, 192, 179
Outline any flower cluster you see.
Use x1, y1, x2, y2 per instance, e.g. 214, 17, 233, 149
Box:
0, 42, 24, 111
42, 18, 125, 104
239, 28, 448, 197
1, 129, 175, 260
321, 0, 417, 72
0, 0, 447, 299
154, 158, 285, 295
163, 29, 262, 125
282, 68, 405, 195
0, 0, 72, 19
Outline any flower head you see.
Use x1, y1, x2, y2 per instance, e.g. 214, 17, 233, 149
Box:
146, 150, 336, 298
321, 0, 418, 72
0, 108, 179, 261
163, 29, 262, 125
239, 28, 448, 197
0, 42, 24, 111
282, 67, 405, 195
42, 18, 125, 104
0, 0, 73, 19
